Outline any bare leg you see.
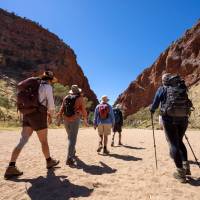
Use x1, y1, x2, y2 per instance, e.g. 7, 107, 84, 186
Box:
37, 128, 50, 159
10, 127, 33, 162
104, 135, 108, 148
99, 135, 103, 145
119, 132, 122, 145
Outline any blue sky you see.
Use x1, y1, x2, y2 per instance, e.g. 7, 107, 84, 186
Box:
0, 0, 199, 104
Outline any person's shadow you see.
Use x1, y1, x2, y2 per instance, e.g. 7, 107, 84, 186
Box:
8, 168, 93, 200
108, 153, 142, 161
122, 145, 145, 150
76, 158, 117, 175
187, 177, 200, 186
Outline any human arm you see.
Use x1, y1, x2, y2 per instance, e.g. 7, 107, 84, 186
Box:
150, 87, 164, 113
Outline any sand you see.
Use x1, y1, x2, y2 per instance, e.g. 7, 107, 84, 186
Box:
0, 128, 200, 200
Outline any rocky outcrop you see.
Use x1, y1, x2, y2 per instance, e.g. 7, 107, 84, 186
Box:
115, 20, 200, 117
0, 9, 98, 108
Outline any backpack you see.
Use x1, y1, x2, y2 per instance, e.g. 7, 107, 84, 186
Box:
17, 77, 41, 115
113, 108, 122, 124
160, 75, 193, 117
63, 94, 79, 117
98, 103, 110, 119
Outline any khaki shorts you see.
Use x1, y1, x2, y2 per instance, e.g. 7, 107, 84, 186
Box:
98, 124, 112, 136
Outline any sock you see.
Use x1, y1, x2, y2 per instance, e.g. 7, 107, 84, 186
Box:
9, 162, 16, 167
46, 157, 52, 162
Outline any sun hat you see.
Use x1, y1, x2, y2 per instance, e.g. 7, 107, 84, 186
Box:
162, 73, 171, 85
69, 85, 82, 94
100, 95, 109, 103
41, 70, 57, 83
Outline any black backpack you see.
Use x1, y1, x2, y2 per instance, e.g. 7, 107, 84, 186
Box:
113, 108, 122, 124
160, 75, 193, 117
17, 77, 41, 115
63, 94, 80, 117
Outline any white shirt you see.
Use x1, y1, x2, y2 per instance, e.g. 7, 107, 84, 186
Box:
38, 82, 55, 115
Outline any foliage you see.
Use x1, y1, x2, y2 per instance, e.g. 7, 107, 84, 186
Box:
53, 83, 69, 111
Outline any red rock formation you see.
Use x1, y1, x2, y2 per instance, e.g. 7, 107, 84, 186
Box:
0, 9, 98, 108
115, 20, 200, 117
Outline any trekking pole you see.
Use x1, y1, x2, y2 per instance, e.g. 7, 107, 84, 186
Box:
184, 134, 200, 168
151, 113, 158, 170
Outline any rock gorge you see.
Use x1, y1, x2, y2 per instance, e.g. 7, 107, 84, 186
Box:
115, 20, 200, 117
0, 9, 98, 108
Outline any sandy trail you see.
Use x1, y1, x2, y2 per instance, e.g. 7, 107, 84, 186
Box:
0, 128, 200, 200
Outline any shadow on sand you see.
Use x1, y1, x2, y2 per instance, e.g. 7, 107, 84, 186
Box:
8, 168, 93, 200
108, 153, 142, 161
76, 158, 117, 175
187, 177, 200, 186
122, 145, 145, 150
188, 160, 200, 167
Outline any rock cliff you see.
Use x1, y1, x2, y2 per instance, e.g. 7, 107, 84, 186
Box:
0, 9, 98, 108
115, 20, 200, 117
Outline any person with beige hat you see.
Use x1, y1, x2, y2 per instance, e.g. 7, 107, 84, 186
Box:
93, 95, 115, 154
57, 85, 88, 167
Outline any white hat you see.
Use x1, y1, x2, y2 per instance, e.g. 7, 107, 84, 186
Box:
69, 85, 82, 94
100, 95, 109, 103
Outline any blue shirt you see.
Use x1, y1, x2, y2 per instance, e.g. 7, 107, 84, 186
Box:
150, 86, 188, 123
94, 103, 115, 126
150, 86, 166, 112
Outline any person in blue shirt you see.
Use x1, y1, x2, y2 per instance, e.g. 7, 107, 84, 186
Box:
94, 95, 115, 154
150, 73, 190, 183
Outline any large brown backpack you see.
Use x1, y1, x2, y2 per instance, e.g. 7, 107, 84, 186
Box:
17, 77, 41, 115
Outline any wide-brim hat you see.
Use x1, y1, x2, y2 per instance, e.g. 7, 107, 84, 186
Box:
100, 95, 109, 103
41, 71, 58, 83
69, 85, 82, 94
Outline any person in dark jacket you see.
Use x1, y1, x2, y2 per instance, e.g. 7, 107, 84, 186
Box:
150, 73, 191, 183
111, 104, 123, 146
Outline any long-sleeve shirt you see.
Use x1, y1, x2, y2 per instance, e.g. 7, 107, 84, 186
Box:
93, 103, 115, 126
58, 95, 87, 122
38, 82, 55, 116
150, 86, 188, 123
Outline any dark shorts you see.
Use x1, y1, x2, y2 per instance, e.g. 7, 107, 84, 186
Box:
22, 107, 47, 131
113, 123, 122, 133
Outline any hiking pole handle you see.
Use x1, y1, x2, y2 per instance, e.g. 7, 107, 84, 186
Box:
151, 113, 158, 170
185, 134, 200, 168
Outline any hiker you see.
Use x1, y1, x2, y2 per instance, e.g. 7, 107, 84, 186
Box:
57, 85, 88, 167
150, 73, 193, 183
111, 104, 123, 146
94, 95, 115, 154
4, 71, 59, 180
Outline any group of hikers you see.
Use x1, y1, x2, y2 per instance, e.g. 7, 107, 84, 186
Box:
4, 70, 123, 179
4, 70, 195, 184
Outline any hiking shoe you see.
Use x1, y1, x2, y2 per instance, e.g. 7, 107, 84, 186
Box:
183, 161, 191, 176
97, 143, 103, 152
111, 141, 114, 147
66, 158, 76, 167
103, 147, 110, 155
173, 168, 187, 183
4, 166, 23, 180
46, 158, 60, 169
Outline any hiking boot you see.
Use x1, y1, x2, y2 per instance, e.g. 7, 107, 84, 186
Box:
46, 158, 60, 169
97, 143, 103, 153
103, 147, 110, 155
111, 141, 114, 147
4, 166, 23, 180
66, 158, 76, 167
183, 161, 191, 176
173, 168, 187, 183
